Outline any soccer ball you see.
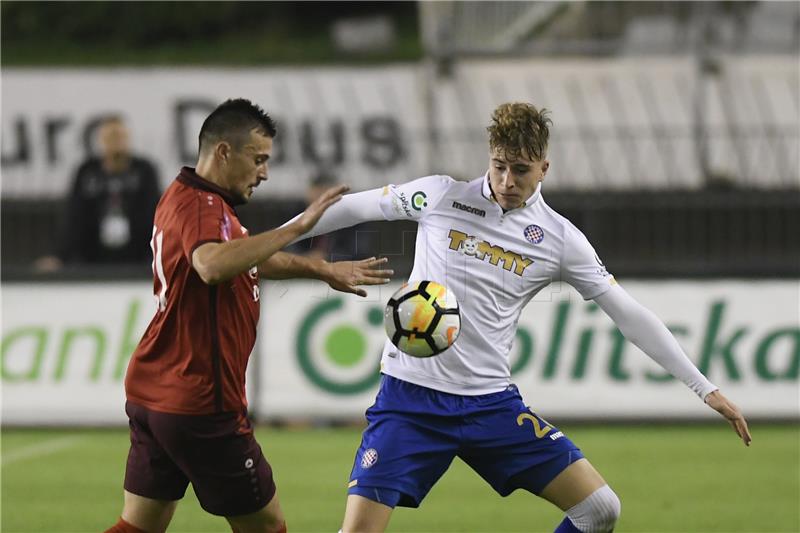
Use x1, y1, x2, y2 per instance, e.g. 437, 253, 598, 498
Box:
384, 280, 461, 357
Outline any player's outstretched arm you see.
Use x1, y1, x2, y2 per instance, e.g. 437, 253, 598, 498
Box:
259, 252, 393, 297
281, 187, 387, 245
594, 284, 752, 446
282, 175, 453, 245
192, 185, 349, 285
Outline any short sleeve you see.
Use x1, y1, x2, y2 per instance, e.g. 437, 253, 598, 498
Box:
378, 175, 453, 221
179, 192, 226, 261
560, 222, 616, 300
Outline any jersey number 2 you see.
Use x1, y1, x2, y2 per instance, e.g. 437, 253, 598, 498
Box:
150, 226, 168, 312
517, 412, 552, 438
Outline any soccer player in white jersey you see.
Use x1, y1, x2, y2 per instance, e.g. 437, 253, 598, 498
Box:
289, 102, 751, 533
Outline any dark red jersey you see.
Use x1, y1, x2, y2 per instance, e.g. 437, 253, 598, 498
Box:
125, 167, 260, 416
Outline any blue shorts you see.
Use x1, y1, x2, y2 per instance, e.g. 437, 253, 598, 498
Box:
347, 375, 583, 508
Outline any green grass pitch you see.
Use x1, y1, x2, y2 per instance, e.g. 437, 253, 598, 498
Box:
2, 424, 798, 532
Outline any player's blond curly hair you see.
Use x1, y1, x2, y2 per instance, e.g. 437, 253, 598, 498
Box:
487, 102, 551, 162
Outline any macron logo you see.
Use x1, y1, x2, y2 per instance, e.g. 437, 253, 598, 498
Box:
451, 201, 486, 218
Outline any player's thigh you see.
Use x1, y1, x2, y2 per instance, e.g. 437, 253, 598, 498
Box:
121, 490, 179, 533
149, 410, 277, 517
538, 458, 607, 511
123, 402, 191, 503
349, 412, 458, 508
226, 488, 286, 533
187, 432, 275, 517
342, 494, 393, 533
460, 399, 583, 498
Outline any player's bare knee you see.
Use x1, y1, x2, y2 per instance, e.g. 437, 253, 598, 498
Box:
341, 513, 385, 533
268, 520, 287, 533
565, 485, 620, 533
227, 506, 285, 533
120, 492, 176, 533
341, 514, 388, 533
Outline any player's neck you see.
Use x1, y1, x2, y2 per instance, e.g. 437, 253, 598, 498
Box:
194, 158, 229, 191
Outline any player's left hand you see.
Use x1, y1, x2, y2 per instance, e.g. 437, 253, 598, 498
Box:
323, 257, 393, 297
705, 389, 752, 446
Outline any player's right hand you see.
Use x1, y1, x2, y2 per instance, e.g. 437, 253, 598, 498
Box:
705, 389, 752, 446
295, 184, 350, 234
323, 256, 394, 297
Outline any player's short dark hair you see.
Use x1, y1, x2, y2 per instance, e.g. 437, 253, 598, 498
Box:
487, 102, 551, 162
198, 98, 277, 153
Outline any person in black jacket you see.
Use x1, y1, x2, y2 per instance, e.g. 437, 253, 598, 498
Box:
35, 115, 161, 271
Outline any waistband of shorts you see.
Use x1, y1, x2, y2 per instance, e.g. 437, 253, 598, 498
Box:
380, 374, 520, 403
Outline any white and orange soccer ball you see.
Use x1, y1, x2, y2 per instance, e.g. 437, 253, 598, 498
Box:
384, 280, 461, 357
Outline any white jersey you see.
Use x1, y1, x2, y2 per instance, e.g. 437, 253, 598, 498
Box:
377, 174, 616, 395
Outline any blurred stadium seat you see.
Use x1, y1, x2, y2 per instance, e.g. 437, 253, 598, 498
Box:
3, 2, 797, 279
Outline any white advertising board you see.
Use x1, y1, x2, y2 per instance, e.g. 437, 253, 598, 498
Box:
3, 57, 797, 197
1, 282, 154, 424
256, 280, 800, 420
1, 66, 427, 198
2, 280, 798, 425
1, 282, 261, 425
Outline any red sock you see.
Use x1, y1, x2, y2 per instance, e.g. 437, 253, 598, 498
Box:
104, 517, 148, 533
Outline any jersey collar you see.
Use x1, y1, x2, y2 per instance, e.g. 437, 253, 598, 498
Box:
177, 167, 241, 207
480, 172, 542, 211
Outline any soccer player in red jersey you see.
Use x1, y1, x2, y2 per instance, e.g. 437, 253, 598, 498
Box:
105, 99, 392, 533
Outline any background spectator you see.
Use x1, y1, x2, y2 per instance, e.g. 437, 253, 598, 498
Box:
34, 116, 160, 271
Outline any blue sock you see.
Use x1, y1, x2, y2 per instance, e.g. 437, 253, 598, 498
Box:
554, 516, 582, 533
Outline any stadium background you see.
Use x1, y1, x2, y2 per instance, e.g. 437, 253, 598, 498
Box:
2, 2, 798, 532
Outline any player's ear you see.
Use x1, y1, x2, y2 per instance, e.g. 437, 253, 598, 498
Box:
541, 159, 550, 178
214, 142, 231, 164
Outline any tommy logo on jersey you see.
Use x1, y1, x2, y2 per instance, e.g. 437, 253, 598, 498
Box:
523, 224, 544, 244
447, 229, 534, 276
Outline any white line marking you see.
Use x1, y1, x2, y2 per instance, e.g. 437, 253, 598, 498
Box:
2, 436, 82, 467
